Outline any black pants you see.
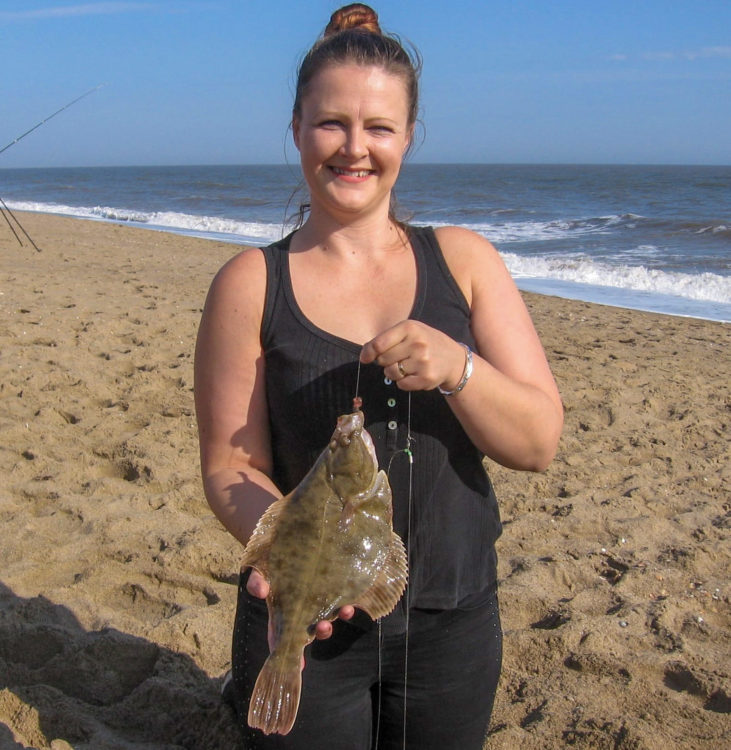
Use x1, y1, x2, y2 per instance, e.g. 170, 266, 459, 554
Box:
229, 576, 502, 750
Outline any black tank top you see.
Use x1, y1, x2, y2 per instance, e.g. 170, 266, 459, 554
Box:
261, 225, 501, 609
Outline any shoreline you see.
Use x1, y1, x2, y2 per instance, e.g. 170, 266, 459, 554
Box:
4, 207, 729, 324
1, 213, 728, 749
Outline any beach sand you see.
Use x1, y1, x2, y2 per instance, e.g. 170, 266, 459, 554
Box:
1, 213, 728, 749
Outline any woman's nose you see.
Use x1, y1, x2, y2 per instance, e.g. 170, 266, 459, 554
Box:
340, 126, 367, 159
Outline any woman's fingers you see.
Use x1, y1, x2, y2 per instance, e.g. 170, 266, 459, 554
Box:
361, 320, 464, 391
313, 605, 355, 640
360, 322, 409, 366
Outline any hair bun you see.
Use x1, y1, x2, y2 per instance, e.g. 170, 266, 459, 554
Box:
325, 3, 381, 37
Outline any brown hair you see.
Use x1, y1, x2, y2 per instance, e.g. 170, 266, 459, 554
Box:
293, 4, 421, 129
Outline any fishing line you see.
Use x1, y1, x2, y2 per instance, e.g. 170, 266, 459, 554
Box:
353, 359, 362, 411
352, 362, 413, 749
401, 391, 414, 750
374, 618, 383, 746
383, 391, 414, 750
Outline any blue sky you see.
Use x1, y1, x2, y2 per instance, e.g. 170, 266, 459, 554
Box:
1, 0, 729, 167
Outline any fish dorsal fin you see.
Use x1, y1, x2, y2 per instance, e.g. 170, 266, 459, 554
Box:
353, 530, 408, 620
240, 495, 290, 578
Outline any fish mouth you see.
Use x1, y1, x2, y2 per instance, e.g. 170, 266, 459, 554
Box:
332, 411, 363, 445
330, 411, 377, 461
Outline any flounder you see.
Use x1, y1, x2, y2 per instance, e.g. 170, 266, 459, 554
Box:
241, 410, 408, 735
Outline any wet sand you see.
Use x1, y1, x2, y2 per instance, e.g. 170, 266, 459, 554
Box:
1, 213, 728, 749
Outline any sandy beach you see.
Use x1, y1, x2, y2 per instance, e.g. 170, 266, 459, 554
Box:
0, 212, 728, 749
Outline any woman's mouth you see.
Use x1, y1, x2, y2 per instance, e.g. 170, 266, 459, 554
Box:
330, 166, 374, 178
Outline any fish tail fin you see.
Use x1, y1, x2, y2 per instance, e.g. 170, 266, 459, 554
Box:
247, 654, 302, 736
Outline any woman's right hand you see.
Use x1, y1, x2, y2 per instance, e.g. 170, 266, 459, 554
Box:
246, 568, 355, 645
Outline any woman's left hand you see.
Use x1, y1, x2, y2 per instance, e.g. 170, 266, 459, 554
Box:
360, 320, 467, 393
361, 228, 563, 472
313, 607, 355, 639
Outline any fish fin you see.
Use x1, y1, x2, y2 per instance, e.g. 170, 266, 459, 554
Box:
353, 530, 408, 620
240, 495, 289, 575
247, 654, 302, 736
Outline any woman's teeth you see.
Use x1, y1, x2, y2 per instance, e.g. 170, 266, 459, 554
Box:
332, 167, 372, 177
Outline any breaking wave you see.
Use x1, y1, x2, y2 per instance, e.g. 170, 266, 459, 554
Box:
6, 200, 283, 245
500, 252, 730, 305
8, 200, 729, 309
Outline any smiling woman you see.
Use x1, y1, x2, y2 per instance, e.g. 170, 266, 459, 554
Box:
194, 3, 562, 748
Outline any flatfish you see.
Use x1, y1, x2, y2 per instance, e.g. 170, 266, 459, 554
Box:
241, 409, 408, 735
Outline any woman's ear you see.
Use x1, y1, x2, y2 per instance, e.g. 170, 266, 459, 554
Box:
404, 124, 414, 154
292, 115, 301, 151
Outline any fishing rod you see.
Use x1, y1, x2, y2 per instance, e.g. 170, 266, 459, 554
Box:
0, 84, 104, 251
1, 197, 40, 252
0, 84, 105, 157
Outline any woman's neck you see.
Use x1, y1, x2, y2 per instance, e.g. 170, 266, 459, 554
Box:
293, 204, 405, 258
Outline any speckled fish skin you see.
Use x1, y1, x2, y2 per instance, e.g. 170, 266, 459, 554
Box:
241, 410, 408, 736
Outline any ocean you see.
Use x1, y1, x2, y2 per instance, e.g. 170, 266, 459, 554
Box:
2, 163, 729, 322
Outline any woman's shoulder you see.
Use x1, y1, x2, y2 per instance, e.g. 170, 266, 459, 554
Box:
429, 225, 508, 307
214, 230, 295, 281
203, 245, 268, 321
432, 225, 500, 260
212, 244, 266, 285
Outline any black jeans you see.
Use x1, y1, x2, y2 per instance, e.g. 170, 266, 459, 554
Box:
229, 575, 502, 750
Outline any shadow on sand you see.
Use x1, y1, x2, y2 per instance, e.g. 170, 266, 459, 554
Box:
0, 582, 243, 749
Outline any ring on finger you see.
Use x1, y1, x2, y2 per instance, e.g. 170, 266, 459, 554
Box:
397, 360, 407, 377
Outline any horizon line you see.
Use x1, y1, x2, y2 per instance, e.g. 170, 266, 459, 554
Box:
2, 160, 730, 170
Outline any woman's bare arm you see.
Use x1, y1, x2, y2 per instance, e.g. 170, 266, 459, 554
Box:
360, 226, 563, 471
194, 248, 278, 544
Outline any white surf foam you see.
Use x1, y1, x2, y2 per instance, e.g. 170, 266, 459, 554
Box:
501, 252, 730, 304
6, 200, 283, 245
432, 215, 630, 244
10, 200, 729, 312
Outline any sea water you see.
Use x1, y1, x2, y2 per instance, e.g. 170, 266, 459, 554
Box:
1, 163, 729, 321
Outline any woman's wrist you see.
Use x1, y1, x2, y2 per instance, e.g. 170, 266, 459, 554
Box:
438, 343, 473, 396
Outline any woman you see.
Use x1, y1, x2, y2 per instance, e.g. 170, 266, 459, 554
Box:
194, 4, 563, 748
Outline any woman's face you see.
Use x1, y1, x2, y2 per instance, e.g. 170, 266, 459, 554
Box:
293, 64, 412, 221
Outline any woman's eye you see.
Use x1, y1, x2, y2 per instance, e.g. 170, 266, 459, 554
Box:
319, 120, 343, 129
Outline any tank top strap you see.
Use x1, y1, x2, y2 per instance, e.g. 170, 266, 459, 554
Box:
260, 231, 295, 349
407, 225, 471, 319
